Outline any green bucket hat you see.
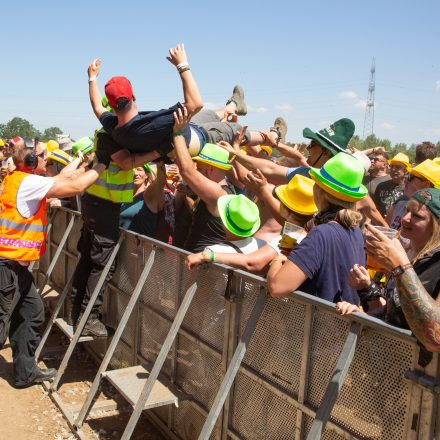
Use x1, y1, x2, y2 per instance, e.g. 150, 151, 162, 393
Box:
101, 95, 113, 112
193, 143, 232, 171
217, 194, 260, 237
303, 118, 355, 156
413, 188, 440, 219
72, 136, 94, 156
309, 152, 368, 202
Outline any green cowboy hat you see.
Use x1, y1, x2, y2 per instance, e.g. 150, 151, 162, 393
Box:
193, 143, 232, 171
303, 118, 355, 156
217, 194, 260, 237
72, 136, 94, 156
309, 152, 368, 202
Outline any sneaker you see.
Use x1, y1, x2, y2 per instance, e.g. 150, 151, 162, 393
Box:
270, 117, 288, 144
226, 85, 247, 116
82, 318, 108, 338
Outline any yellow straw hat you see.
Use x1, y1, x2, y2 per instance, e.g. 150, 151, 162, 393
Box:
388, 152, 411, 170
409, 159, 440, 189
274, 174, 318, 215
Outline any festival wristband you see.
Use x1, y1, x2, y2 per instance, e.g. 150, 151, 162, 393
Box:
172, 132, 185, 137
88, 76, 97, 82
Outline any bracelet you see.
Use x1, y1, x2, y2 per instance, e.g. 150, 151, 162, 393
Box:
88, 76, 97, 82
228, 154, 237, 163
172, 131, 185, 137
177, 62, 189, 69
178, 66, 190, 74
390, 263, 413, 278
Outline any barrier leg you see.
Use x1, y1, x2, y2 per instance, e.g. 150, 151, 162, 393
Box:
120, 274, 200, 440
35, 255, 80, 360
74, 249, 156, 428
37, 213, 75, 296
50, 235, 123, 392
198, 286, 267, 440
306, 322, 362, 440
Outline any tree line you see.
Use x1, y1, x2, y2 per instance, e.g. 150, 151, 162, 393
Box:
0, 117, 63, 143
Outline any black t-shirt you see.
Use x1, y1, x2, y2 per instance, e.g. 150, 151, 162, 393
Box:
184, 183, 235, 253
99, 103, 184, 155
373, 180, 405, 216
386, 248, 440, 329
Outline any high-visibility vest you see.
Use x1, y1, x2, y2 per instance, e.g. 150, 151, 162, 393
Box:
0, 171, 48, 261
86, 162, 134, 203
86, 128, 134, 204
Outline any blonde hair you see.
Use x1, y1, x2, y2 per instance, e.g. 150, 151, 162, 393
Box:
316, 186, 363, 228
414, 213, 440, 262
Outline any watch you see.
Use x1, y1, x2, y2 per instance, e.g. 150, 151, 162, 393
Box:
390, 263, 413, 278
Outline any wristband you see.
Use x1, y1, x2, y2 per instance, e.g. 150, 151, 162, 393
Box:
228, 154, 237, 163
177, 62, 189, 69
88, 76, 97, 82
172, 131, 185, 137
178, 66, 190, 74
210, 250, 215, 262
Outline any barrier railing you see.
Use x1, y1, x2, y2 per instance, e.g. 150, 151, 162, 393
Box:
37, 207, 440, 440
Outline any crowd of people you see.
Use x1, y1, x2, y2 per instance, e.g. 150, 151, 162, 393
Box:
1, 43, 440, 388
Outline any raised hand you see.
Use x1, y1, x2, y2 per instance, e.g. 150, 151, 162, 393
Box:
167, 44, 188, 66
88, 58, 101, 78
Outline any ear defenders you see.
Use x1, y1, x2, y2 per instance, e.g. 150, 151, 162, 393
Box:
24, 152, 38, 169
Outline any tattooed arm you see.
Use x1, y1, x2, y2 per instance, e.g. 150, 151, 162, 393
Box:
395, 269, 440, 351
364, 223, 440, 351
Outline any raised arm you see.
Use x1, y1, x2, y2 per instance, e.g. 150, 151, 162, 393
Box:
172, 107, 226, 215
46, 163, 106, 199
167, 44, 203, 115
88, 59, 107, 119
144, 162, 167, 213
218, 141, 289, 185
275, 143, 309, 167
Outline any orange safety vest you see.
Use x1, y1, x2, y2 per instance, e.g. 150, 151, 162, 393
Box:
0, 171, 48, 261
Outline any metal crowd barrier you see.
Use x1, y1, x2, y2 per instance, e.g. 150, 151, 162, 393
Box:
36, 207, 440, 440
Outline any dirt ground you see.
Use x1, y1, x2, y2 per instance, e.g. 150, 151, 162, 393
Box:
0, 339, 166, 440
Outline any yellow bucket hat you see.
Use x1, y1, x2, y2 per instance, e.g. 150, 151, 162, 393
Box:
388, 152, 411, 170
274, 174, 318, 215
410, 159, 440, 189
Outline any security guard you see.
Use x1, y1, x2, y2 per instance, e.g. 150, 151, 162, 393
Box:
0, 144, 107, 387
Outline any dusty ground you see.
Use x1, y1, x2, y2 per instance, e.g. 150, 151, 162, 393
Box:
0, 339, 166, 440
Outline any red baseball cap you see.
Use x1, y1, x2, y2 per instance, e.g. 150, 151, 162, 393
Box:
104, 76, 134, 108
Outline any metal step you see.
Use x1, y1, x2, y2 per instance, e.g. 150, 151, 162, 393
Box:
103, 365, 179, 410
55, 318, 94, 342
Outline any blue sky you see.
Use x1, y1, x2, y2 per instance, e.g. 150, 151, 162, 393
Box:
1, 0, 439, 146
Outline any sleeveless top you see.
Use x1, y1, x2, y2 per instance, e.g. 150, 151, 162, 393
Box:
184, 183, 235, 253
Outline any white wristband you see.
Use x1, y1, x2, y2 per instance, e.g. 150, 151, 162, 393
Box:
177, 62, 189, 69
89, 76, 97, 82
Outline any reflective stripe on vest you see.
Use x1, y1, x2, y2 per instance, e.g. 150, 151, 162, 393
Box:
0, 171, 47, 261
86, 161, 133, 203
0, 217, 47, 233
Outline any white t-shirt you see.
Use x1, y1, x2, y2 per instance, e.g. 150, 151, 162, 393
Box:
17, 175, 55, 218
206, 237, 267, 255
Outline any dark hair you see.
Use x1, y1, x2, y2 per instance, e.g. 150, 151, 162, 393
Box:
115, 97, 132, 112
415, 141, 437, 164
374, 151, 389, 161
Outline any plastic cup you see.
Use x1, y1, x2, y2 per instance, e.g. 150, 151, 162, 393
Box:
365, 226, 398, 271
279, 222, 307, 255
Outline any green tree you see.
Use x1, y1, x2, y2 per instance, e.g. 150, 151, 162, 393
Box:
0, 117, 42, 140
42, 126, 63, 141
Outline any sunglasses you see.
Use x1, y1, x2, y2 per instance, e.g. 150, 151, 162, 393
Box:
370, 157, 385, 162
